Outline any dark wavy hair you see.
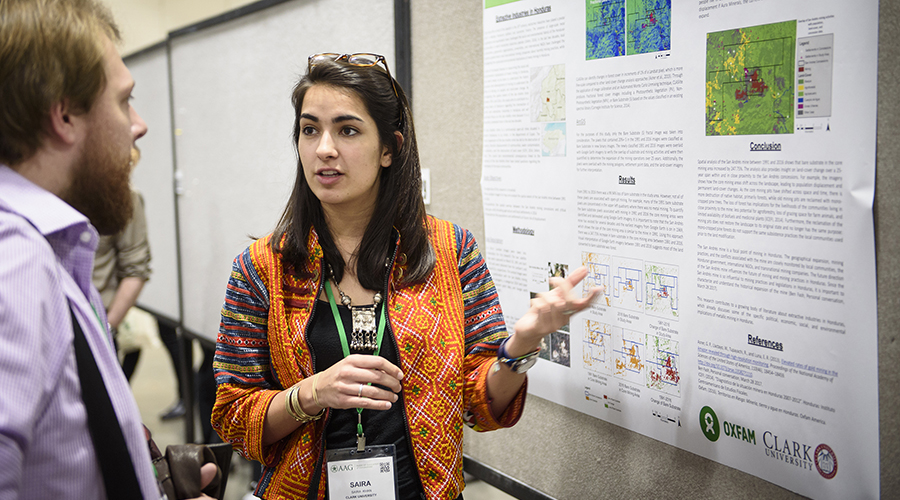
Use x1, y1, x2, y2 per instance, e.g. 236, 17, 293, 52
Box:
272, 57, 434, 289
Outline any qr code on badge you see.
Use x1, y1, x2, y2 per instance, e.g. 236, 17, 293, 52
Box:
380, 462, 391, 474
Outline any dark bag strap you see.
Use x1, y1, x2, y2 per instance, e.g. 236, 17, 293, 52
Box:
70, 308, 144, 499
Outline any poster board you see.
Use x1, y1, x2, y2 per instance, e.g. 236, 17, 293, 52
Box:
478, 1, 878, 498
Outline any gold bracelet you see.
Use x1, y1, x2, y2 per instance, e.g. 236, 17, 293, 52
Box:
288, 384, 322, 423
312, 373, 322, 408
284, 383, 323, 423
283, 386, 299, 421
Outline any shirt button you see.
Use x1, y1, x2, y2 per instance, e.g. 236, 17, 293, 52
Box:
80, 231, 92, 243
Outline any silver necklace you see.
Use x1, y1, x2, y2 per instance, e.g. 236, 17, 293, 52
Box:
327, 264, 383, 352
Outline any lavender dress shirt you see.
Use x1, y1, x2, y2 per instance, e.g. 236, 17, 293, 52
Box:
0, 166, 159, 499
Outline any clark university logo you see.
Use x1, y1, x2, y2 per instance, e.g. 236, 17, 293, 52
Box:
814, 443, 838, 479
699, 406, 720, 442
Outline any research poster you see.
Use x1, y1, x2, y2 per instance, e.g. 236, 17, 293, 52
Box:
481, 1, 878, 498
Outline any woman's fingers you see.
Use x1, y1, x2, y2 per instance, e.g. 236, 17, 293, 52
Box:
318, 355, 404, 410
343, 354, 404, 380
354, 382, 400, 407
520, 267, 606, 338
343, 355, 404, 391
568, 285, 605, 313
551, 267, 602, 309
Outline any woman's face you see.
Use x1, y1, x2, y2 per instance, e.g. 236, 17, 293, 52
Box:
298, 84, 392, 217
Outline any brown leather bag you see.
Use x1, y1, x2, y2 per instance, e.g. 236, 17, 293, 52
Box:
148, 436, 233, 500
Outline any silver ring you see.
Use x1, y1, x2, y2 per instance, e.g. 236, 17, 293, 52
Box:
562, 309, 575, 316
358, 384, 364, 398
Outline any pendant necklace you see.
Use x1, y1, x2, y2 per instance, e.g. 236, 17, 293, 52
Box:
327, 264, 383, 352
325, 263, 387, 451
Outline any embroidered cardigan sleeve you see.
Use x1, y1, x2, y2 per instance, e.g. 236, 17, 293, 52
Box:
455, 225, 526, 431
211, 248, 281, 464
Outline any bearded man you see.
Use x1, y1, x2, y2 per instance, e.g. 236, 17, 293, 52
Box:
0, 1, 214, 498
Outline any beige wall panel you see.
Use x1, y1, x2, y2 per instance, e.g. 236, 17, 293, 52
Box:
102, 0, 258, 55
103, 0, 164, 54
411, 1, 486, 246
161, 0, 229, 32
877, 0, 900, 495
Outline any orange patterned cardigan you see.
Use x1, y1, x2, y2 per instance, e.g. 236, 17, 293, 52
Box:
212, 217, 526, 499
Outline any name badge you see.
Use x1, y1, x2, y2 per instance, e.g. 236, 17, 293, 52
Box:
326, 444, 398, 500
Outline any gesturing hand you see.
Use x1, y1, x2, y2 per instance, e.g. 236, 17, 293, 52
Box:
512, 266, 604, 351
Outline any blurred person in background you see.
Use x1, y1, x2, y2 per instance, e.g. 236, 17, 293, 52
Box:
92, 146, 151, 381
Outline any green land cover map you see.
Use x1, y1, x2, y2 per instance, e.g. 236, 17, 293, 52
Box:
706, 20, 796, 136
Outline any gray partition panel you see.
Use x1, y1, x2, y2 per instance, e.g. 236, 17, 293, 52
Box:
168, 0, 395, 340
126, 44, 180, 322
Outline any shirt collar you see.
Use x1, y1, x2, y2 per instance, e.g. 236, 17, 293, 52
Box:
0, 165, 94, 241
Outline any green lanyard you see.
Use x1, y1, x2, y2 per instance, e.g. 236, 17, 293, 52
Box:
324, 279, 387, 450
90, 304, 108, 336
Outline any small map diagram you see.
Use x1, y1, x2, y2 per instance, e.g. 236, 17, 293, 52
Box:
542, 123, 566, 156
582, 251, 611, 306
586, 0, 626, 60
531, 64, 565, 122
626, 0, 671, 55
645, 334, 679, 396
583, 320, 613, 374
611, 256, 644, 312
706, 20, 796, 136
613, 328, 644, 384
645, 262, 678, 320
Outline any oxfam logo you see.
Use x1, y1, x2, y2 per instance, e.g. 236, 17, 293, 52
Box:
700, 406, 720, 442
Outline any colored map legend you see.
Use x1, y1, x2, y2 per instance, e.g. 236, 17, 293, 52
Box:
797, 34, 834, 118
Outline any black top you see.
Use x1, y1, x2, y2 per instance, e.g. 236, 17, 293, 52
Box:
308, 299, 425, 500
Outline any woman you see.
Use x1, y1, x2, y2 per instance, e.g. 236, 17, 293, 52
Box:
212, 53, 602, 500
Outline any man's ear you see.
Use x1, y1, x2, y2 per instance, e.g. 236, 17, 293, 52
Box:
47, 99, 80, 146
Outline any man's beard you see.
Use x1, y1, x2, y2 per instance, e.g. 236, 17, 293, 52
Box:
63, 127, 133, 235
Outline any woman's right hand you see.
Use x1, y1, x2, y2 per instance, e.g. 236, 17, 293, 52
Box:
314, 354, 404, 411
263, 355, 404, 445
